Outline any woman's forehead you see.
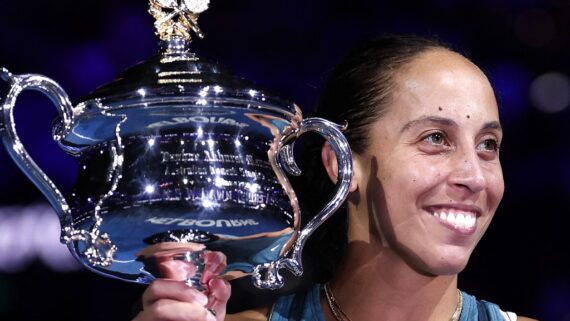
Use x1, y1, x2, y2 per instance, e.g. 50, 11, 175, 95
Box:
394, 52, 495, 106
373, 51, 500, 133
396, 50, 488, 90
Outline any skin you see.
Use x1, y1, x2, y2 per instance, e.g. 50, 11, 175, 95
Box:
320, 49, 535, 321
341, 48, 505, 278
133, 248, 231, 321
132, 49, 537, 321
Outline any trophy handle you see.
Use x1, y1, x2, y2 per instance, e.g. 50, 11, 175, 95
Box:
253, 117, 352, 290
0, 68, 74, 238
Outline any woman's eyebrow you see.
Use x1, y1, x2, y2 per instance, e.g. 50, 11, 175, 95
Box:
400, 117, 503, 134
481, 121, 502, 132
400, 116, 456, 133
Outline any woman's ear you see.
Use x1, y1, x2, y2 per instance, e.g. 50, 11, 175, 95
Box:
321, 142, 359, 192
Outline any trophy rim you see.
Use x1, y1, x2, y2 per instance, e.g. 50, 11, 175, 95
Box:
53, 97, 300, 154
50, 52, 301, 154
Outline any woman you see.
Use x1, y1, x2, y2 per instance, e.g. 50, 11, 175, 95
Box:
132, 35, 537, 321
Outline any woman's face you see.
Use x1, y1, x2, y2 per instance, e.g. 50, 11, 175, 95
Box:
352, 49, 504, 275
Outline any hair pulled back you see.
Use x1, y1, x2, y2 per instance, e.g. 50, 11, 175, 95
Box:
295, 34, 451, 283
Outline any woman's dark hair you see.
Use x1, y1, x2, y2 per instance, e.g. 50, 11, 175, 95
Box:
295, 34, 452, 283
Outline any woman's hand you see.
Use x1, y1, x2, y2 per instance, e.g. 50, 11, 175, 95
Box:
133, 249, 231, 321
133, 278, 231, 321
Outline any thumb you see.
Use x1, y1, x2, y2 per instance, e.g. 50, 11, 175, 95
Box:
206, 278, 232, 320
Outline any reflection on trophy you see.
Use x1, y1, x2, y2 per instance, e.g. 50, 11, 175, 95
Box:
0, 0, 352, 291
136, 242, 226, 291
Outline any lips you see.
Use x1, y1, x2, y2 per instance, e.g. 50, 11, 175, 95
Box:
427, 206, 480, 234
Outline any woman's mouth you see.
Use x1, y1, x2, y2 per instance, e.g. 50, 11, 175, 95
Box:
429, 208, 478, 235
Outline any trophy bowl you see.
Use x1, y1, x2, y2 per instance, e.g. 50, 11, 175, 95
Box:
0, 0, 352, 291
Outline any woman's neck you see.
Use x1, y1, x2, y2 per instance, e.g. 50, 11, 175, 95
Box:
323, 240, 459, 321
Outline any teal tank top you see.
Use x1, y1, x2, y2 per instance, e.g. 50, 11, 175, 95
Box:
269, 284, 508, 321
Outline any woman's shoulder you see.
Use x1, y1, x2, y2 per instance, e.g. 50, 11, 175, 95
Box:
226, 306, 272, 321
224, 307, 539, 321
227, 284, 322, 321
226, 289, 539, 321
462, 291, 538, 321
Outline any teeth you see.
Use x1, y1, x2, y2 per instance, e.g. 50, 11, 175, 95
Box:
456, 213, 465, 228
446, 213, 456, 225
432, 210, 476, 231
467, 214, 475, 227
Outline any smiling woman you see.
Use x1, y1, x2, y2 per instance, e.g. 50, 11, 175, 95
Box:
349, 48, 506, 278
131, 35, 537, 321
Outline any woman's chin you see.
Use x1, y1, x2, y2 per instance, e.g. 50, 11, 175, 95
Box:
432, 255, 471, 276
408, 250, 472, 276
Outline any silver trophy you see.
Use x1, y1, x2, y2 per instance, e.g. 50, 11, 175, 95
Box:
0, 0, 352, 291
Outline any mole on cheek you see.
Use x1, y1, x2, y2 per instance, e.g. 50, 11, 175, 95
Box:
438, 106, 443, 111
466, 114, 470, 119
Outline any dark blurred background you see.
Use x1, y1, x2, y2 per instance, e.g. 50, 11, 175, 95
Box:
0, 0, 569, 320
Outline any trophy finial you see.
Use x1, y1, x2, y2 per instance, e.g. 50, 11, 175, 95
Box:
149, 0, 210, 43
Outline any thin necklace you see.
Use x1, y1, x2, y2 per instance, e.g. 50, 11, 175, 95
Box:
323, 282, 352, 321
323, 283, 463, 321
451, 289, 463, 321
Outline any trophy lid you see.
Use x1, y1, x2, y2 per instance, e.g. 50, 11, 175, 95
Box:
60, 0, 299, 153
79, 41, 293, 110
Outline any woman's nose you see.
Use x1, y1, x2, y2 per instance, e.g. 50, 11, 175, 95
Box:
448, 150, 487, 194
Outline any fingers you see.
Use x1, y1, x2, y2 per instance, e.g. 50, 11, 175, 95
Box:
133, 250, 231, 321
134, 298, 216, 321
206, 278, 231, 319
202, 251, 227, 284
143, 279, 208, 308
137, 278, 230, 321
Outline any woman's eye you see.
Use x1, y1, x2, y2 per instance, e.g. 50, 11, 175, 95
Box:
422, 132, 446, 145
478, 139, 500, 152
